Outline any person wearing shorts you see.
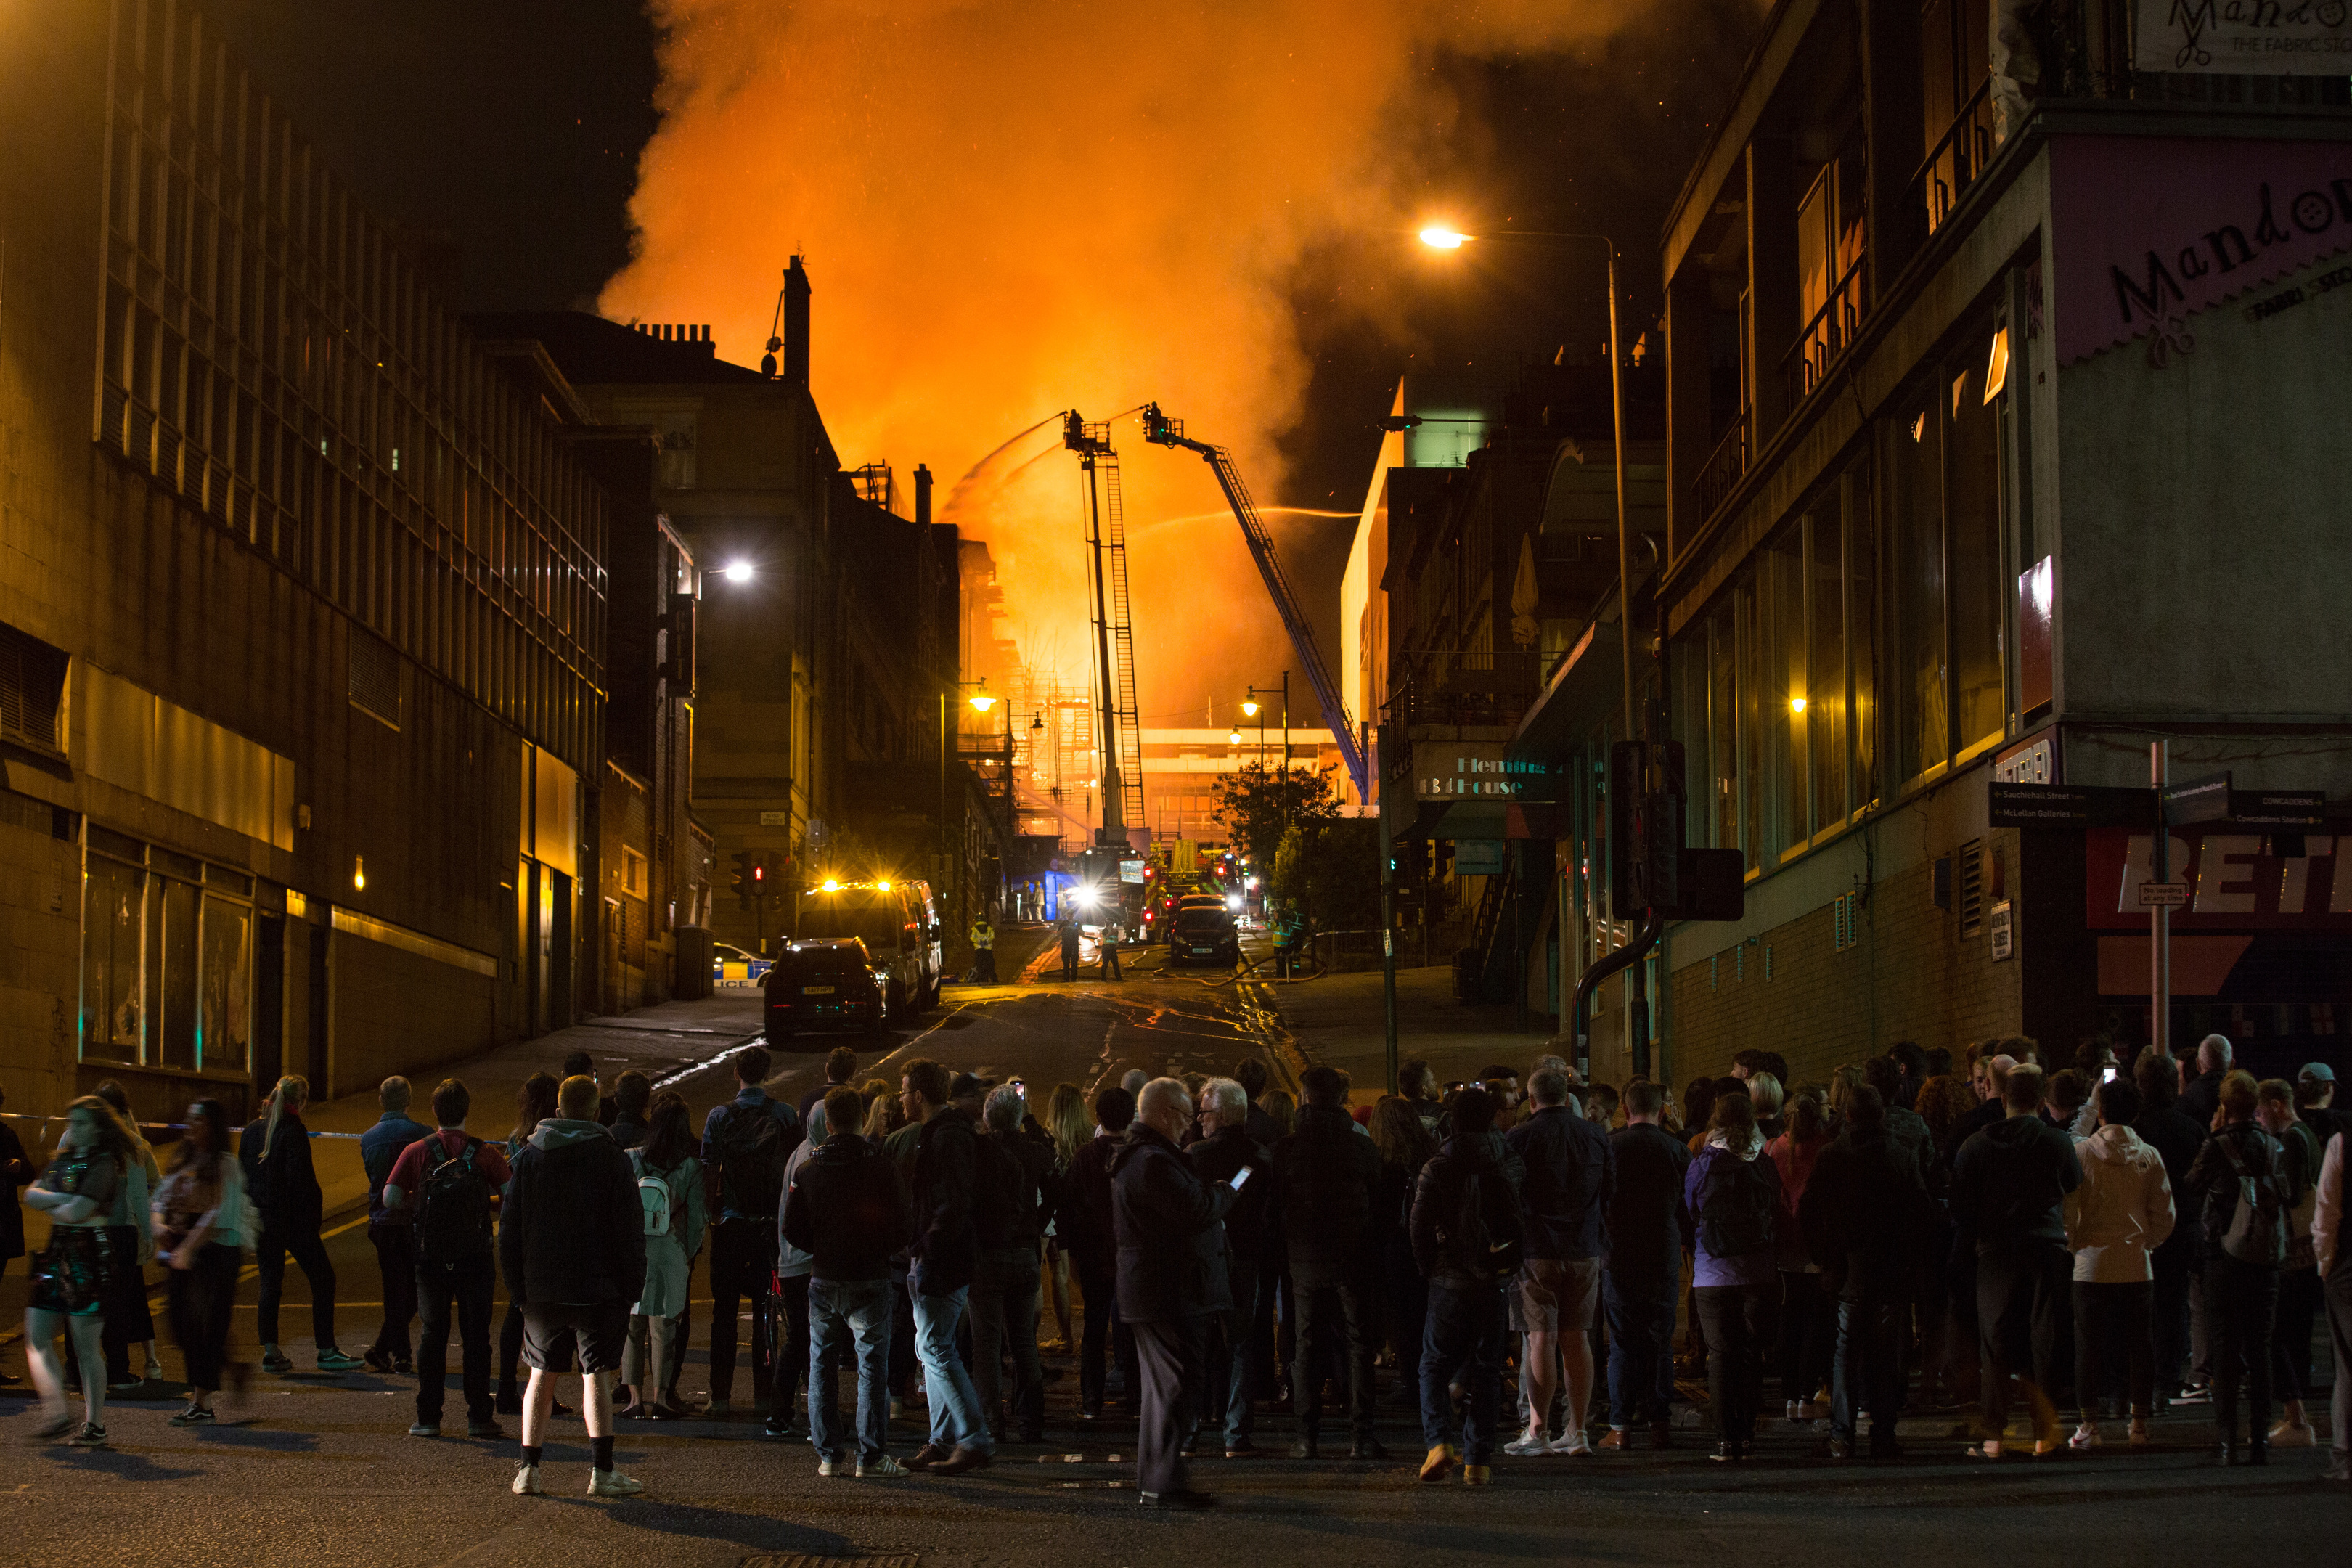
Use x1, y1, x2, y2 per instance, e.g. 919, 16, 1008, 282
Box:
1504, 1067, 1615, 1456
500, 1074, 648, 1498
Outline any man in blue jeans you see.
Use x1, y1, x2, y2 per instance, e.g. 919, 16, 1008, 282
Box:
901, 1061, 992, 1474
784, 1086, 914, 1477
1602, 1080, 1691, 1448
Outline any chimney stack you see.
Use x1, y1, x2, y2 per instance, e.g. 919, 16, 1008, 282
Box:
914, 464, 933, 528
783, 256, 811, 386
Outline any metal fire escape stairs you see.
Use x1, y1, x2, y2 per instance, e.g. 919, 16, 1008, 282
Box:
1138, 404, 1368, 802
1063, 412, 1146, 845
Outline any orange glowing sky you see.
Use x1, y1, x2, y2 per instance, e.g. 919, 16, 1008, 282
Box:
603, 1, 1636, 716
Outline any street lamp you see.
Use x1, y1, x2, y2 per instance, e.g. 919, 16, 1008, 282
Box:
722, 560, 756, 584
1418, 223, 1636, 733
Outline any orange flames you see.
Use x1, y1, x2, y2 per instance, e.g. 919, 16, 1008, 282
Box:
603, 1, 1633, 709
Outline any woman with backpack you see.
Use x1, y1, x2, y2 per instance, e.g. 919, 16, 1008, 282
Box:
1767, 1091, 1834, 1422
496, 1073, 561, 1415
1685, 1092, 1784, 1461
2182, 1070, 2297, 1465
152, 1100, 253, 1427
621, 1091, 705, 1419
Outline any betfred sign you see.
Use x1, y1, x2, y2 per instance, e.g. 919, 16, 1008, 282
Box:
2086, 828, 2352, 930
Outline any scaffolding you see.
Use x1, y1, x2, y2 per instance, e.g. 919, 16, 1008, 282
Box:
1063, 412, 1145, 845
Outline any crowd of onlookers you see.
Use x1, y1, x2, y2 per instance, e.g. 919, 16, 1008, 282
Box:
4, 1029, 2344, 1504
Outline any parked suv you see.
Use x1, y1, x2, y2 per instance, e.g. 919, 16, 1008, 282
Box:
764, 939, 885, 1042
795, 878, 943, 1018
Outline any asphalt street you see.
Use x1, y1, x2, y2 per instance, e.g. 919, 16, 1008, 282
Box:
5, 950, 2348, 1564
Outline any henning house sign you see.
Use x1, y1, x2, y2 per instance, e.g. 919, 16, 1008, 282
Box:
1416, 744, 1557, 802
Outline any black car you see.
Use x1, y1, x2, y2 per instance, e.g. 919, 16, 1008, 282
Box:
1166, 904, 1240, 967
764, 938, 885, 1042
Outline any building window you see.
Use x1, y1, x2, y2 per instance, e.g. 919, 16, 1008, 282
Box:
82, 856, 145, 1063
200, 894, 253, 1074
0, 624, 70, 751
351, 627, 402, 729
1890, 317, 2010, 785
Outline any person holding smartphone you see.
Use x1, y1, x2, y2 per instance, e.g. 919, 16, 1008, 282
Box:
1187, 1079, 1270, 1458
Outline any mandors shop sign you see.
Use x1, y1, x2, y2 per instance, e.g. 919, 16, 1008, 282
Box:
2051, 136, 2352, 364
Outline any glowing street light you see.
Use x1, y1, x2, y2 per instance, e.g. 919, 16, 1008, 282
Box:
821, 878, 841, 892
1419, 226, 1472, 250
722, 560, 755, 584
1241, 699, 1260, 718
1790, 695, 1808, 714
1228, 729, 1244, 746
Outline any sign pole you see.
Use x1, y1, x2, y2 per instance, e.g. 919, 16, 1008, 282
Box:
2151, 740, 2170, 1060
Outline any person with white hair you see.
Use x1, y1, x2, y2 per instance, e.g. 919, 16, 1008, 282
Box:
968, 1083, 1059, 1443
2180, 1035, 2234, 1130
1186, 1077, 1269, 1457
1113, 1077, 1236, 1508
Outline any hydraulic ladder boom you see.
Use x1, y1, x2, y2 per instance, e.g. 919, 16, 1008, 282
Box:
1140, 404, 1368, 801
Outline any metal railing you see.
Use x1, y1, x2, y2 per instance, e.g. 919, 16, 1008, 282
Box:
1908, 79, 1998, 239
1380, 648, 1547, 728
1784, 250, 1870, 407
1694, 412, 1750, 522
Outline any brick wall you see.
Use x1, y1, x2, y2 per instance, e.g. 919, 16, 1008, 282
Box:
1667, 827, 2024, 1091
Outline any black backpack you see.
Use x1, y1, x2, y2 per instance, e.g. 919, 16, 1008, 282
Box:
710, 1102, 788, 1220
1699, 1151, 1778, 1259
415, 1138, 494, 1266
2217, 1132, 2286, 1265
1450, 1163, 1525, 1282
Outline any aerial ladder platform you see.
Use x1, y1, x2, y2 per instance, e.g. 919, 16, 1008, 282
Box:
1140, 404, 1368, 801
1063, 412, 1146, 845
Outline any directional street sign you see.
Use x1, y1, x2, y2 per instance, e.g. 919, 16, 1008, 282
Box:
1987, 782, 2154, 828
2160, 771, 2234, 825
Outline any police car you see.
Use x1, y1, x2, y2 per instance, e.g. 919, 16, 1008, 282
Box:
711, 942, 775, 989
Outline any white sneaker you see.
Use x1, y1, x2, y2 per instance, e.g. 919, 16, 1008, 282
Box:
588, 1467, 645, 1498
2269, 1419, 2316, 1447
1502, 1433, 1552, 1457
817, 1452, 844, 1477
857, 1454, 906, 1478
1549, 1432, 1595, 1456
510, 1463, 543, 1496
2068, 1422, 2102, 1450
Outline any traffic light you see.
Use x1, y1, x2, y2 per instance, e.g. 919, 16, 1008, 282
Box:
730, 849, 754, 897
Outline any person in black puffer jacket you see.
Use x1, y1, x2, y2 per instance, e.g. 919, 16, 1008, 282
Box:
1269, 1065, 1384, 1460
1802, 1085, 1933, 1459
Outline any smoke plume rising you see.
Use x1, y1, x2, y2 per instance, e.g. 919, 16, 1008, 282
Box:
603, 1, 1643, 720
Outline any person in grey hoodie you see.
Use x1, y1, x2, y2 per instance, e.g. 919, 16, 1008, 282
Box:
501, 1074, 647, 1500
2063, 1077, 2174, 1450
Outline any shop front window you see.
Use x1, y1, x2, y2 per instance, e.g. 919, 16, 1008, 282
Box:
200, 894, 253, 1073
158, 876, 199, 1071
83, 857, 144, 1062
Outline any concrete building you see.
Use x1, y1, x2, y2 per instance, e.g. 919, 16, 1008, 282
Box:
1508, 0, 2352, 1087
0, 0, 610, 1118
470, 308, 992, 960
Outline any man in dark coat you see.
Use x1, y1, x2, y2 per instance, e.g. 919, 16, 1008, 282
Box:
1270, 1064, 1385, 1459
1187, 1077, 1270, 1457
1950, 1063, 2083, 1456
1114, 1077, 1236, 1508
501, 1074, 646, 1498
1602, 1079, 1690, 1449
1064, 1085, 1140, 1418
1803, 1085, 1933, 1459
2134, 1048, 2207, 1400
